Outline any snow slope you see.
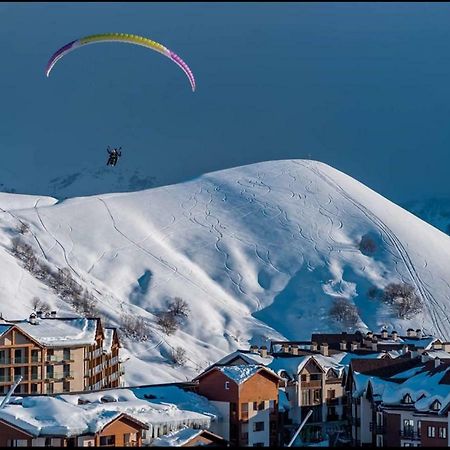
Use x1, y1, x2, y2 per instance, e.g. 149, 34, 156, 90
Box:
1, 159, 450, 384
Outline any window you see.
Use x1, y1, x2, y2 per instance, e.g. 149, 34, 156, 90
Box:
46, 366, 54, 379
313, 389, 321, 403
253, 422, 264, 432
302, 390, 311, 405
0, 350, 7, 364
439, 427, 447, 439
14, 349, 22, 363
31, 366, 38, 381
31, 383, 38, 393
417, 420, 421, 437
327, 389, 335, 399
300, 374, 307, 382
428, 426, 436, 438
431, 400, 441, 411
124, 433, 130, 445
99, 435, 115, 446
63, 364, 71, 378
258, 401, 265, 411
310, 374, 321, 381
402, 393, 413, 404
253, 401, 258, 410
31, 350, 39, 363
63, 381, 70, 392
241, 403, 249, 412
63, 348, 71, 361
47, 383, 54, 394
224, 381, 230, 390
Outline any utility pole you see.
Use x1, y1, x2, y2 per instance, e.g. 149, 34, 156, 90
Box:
286, 409, 313, 447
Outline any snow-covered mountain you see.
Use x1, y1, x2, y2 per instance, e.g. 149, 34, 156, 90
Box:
1, 159, 450, 385
403, 198, 450, 236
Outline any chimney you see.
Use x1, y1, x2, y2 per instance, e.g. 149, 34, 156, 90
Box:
406, 328, 415, 338
250, 345, 258, 354
320, 343, 329, 356
281, 343, 290, 354
366, 331, 373, 339
340, 341, 347, 351
310, 341, 318, 352
432, 340, 443, 350
350, 341, 358, 352
291, 344, 299, 356
381, 329, 388, 339
435, 357, 441, 368
29, 313, 37, 325
402, 345, 409, 355
36, 311, 43, 319
50, 311, 57, 318
391, 330, 398, 341
416, 329, 422, 339
259, 346, 268, 358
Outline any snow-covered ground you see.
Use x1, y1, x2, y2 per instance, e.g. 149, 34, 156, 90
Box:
0, 159, 450, 384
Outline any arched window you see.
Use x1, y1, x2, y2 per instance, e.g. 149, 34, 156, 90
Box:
402, 393, 413, 404
430, 400, 441, 411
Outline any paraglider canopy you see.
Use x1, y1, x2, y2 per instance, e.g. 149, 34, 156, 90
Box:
46, 33, 196, 92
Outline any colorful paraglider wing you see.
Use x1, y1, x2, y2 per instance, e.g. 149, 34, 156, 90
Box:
45, 33, 196, 92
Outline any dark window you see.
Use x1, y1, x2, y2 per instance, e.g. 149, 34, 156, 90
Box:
253, 422, 264, 432
63, 348, 71, 361
63, 381, 70, 392
253, 444, 265, 447
99, 435, 115, 446
313, 389, 321, 403
310, 374, 321, 381
428, 426, 436, 438
63, 364, 70, 378
300, 374, 307, 381
258, 401, 265, 411
253, 401, 258, 410
46, 365, 54, 379
31, 350, 39, 363
31, 366, 38, 380
0, 350, 7, 364
47, 383, 54, 394
327, 389, 335, 399
31, 383, 38, 393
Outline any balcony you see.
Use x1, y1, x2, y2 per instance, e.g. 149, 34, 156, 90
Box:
326, 398, 339, 406
400, 430, 420, 441
0, 375, 12, 383
302, 381, 322, 388
13, 357, 28, 365
45, 371, 75, 382
0, 358, 10, 365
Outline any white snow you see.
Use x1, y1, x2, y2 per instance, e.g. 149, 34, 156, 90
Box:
150, 426, 203, 447
0, 388, 217, 437
218, 365, 264, 385
12, 318, 98, 346
0, 159, 450, 383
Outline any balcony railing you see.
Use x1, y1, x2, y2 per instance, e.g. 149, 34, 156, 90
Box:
13, 357, 28, 365
0, 375, 12, 383
45, 371, 75, 382
399, 430, 420, 440
0, 358, 10, 365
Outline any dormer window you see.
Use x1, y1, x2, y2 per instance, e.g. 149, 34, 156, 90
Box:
430, 400, 441, 411
402, 393, 413, 404
225, 381, 230, 390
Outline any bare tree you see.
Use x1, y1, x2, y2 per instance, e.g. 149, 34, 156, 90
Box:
329, 298, 359, 326
156, 311, 178, 335
168, 297, 190, 319
383, 282, 423, 318
17, 222, 30, 235
359, 234, 377, 256
171, 346, 187, 366
121, 314, 151, 341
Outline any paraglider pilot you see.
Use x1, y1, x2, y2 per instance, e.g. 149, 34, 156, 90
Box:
107, 146, 122, 166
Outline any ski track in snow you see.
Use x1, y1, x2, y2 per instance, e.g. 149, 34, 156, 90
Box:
294, 160, 450, 339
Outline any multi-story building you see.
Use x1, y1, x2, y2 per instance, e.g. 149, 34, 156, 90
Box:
0, 313, 122, 394
193, 364, 280, 447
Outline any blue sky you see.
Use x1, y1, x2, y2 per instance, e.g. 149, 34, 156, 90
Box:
1, 2, 450, 202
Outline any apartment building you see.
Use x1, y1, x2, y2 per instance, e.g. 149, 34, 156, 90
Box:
193, 364, 280, 447
0, 313, 122, 395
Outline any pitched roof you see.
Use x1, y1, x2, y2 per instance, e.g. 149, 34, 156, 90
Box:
350, 356, 422, 378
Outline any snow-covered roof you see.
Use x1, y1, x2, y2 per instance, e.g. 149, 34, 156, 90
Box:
0, 324, 12, 336
213, 350, 273, 367
0, 388, 217, 438
103, 328, 114, 353
151, 427, 203, 447
218, 365, 262, 384
13, 318, 98, 347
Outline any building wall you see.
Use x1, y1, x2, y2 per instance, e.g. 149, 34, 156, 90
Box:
196, 370, 239, 403
0, 420, 32, 447
209, 400, 230, 441
96, 416, 142, 447
384, 412, 401, 447
420, 419, 448, 447
359, 397, 372, 445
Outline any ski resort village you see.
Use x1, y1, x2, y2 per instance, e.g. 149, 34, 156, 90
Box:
0, 159, 450, 447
